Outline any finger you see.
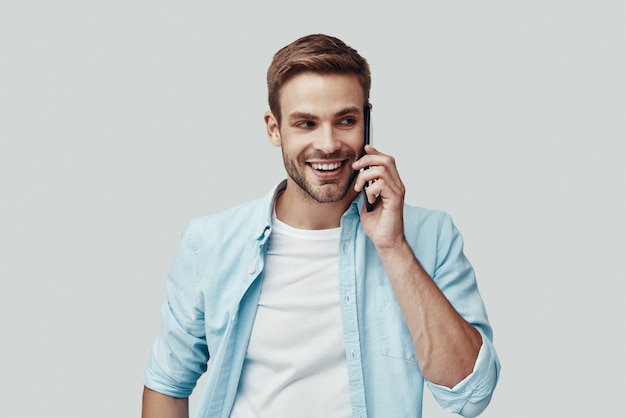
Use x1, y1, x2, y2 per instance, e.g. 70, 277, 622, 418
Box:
353, 145, 382, 170
355, 165, 380, 192
362, 163, 405, 201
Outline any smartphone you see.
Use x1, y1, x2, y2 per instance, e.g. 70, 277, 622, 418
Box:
362, 105, 374, 211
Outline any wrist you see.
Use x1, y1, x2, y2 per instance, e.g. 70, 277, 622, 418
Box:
375, 237, 411, 258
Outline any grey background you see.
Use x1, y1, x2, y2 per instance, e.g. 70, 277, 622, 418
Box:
1, 1, 624, 417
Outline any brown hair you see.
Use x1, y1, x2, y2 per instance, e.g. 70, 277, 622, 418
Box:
267, 33, 371, 124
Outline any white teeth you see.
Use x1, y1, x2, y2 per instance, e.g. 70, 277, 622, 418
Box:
312, 162, 341, 171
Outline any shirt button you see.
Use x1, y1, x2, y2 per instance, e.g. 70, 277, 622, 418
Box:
248, 266, 256, 274
345, 294, 350, 303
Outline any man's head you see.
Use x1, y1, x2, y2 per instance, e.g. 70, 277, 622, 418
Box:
267, 34, 371, 126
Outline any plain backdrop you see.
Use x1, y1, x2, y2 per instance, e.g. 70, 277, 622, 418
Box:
1, 1, 624, 417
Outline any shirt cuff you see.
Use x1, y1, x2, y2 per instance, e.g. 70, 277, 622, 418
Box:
426, 330, 500, 417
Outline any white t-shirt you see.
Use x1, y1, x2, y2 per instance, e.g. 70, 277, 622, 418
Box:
229, 214, 352, 418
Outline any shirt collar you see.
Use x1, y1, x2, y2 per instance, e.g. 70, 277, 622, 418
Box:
254, 179, 366, 240
252, 179, 287, 241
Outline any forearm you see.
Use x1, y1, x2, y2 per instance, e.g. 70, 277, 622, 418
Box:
378, 241, 482, 388
142, 386, 189, 418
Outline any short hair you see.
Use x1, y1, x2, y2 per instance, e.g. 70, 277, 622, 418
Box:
267, 33, 371, 124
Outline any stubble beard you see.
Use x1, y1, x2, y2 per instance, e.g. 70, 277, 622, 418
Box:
283, 150, 358, 204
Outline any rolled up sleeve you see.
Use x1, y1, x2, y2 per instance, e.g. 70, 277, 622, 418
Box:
143, 222, 209, 398
427, 329, 501, 417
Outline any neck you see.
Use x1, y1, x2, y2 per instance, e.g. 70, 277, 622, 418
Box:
274, 183, 357, 230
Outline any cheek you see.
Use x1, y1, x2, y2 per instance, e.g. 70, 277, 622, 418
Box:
281, 135, 313, 155
280, 143, 306, 162
345, 132, 365, 152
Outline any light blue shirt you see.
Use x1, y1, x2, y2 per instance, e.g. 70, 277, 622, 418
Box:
143, 180, 501, 418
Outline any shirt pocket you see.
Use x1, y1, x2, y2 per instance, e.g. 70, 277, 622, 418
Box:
375, 284, 419, 364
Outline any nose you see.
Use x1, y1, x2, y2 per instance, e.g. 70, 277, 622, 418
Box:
314, 124, 341, 154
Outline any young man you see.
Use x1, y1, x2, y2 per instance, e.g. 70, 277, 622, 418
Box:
142, 33, 500, 418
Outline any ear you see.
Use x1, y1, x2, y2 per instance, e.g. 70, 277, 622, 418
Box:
265, 111, 281, 147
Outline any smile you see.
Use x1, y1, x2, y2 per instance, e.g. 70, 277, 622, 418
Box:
311, 162, 342, 171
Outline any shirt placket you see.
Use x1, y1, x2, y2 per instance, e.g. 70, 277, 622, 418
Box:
339, 208, 367, 418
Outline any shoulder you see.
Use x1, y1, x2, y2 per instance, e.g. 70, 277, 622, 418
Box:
184, 180, 281, 239
402, 203, 463, 251
186, 197, 268, 240
403, 204, 453, 232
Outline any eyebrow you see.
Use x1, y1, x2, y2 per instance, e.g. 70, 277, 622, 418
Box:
336, 106, 361, 117
287, 106, 361, 121
287, 111, 318, 122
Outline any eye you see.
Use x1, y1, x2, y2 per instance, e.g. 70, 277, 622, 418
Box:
295, 120, 316, 129
338, 117, 357, 127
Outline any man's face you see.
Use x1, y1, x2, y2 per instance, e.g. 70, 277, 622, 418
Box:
267, 72, 366, 205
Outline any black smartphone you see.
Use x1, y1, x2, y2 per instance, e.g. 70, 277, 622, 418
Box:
362, 105, 374, 212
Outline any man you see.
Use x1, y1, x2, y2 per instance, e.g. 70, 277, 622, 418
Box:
142, 33, 500, 418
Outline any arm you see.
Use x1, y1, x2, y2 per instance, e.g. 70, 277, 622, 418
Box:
142, 222, 209, 414
375, 240, 482, 387
353, 145, 482, 388
142, 386, 189, 418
